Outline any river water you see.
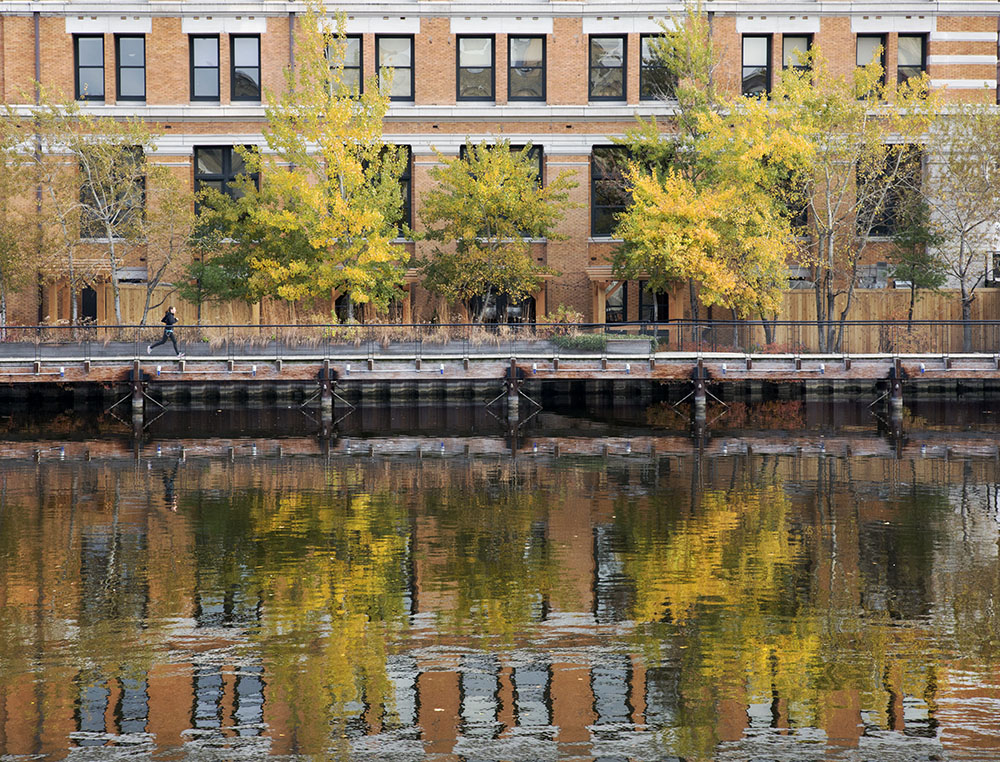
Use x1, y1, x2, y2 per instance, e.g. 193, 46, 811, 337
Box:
2, 402, 1000, 761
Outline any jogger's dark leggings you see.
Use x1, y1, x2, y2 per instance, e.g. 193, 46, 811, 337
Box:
151, 329, 178, 354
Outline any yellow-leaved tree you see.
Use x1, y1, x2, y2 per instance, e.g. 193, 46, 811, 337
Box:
189, 1, 408, 321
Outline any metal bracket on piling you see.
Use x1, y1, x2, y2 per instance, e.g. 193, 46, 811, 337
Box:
84, 360, 90, 374
275, 358, 283, 373
227, 359, 235, 372
844, 355, 851, 371
367, 358, 374, 371
794, 355, 802, 370
746, 356, 752, 371
944, 354, 952, 370
33, 361, 40, 375
415, 358, 421, 370
463, 356, 470, 370
601, 356, 608, 370
648, 356, 655, 370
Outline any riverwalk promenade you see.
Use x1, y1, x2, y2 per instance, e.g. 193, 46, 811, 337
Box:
0, 321, 999, 426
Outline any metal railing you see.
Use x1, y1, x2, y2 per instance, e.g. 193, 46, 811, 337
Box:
0, 320, 997, 361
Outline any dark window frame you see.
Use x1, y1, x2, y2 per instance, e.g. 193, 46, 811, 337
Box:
230, 34, 261, 102
456, 35, 495, 101
742, 34, 772, 96
80, 145, 145, 240
897, 33, 927, 85
857, 34, 888, 86
193, 145, 260, 201
326, 35, 363, 96
396, 145, 412, 233
781, 34, 812, 71
115, 34, 145, 101
376, 35, 415, 102
190, 35, 221, 101
74, 34, 105, 101
639, 33, 676, 101
508, 35, 546, 102
591, 145, 631, 238
857, 146, 921, 238
606, 281, 627, 323
589, 35, 627, 101
638, 281, 670, 322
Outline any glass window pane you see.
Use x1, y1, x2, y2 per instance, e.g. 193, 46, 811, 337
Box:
459, 68, 492, 99
590, 67, 623, 98
641, 67, 675, 99
510, 38, 542, 67
591, 38, 623, 67
198, 179, 223, 194
78, 38, 103, 66
379, 38, 411, 67
339, 69, 361, 94
196, 149, 224, 175
459, 38, 492, 67
743, 66, 767, 95
194, 68, 219, 97
641, 37, 661, 64
510, 68, 543, 99
230, 151, 247, 175
193, 38, 218, 67
857, 37, 881, 67
118, 68, 144, 98
233, 37, 259, 66
782, 36, 809, 67
898, 36, 923, 67
343, 38, 361, 67
232, 68, 260, 98
119, 37, 144, 65
743, 37, 768, 66
383, 69, 411, 97
78, 68, 104, 98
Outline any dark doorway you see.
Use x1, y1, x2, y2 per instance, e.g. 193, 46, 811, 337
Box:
81, 286, 98, 322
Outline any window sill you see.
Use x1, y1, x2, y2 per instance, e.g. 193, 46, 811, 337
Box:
589, 236, 623, 243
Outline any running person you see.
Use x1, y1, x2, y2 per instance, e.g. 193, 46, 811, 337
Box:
148, 306, 184, 357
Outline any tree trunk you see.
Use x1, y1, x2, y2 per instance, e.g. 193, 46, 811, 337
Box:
907, 285, 916, 330
688, 278, 699, 343
961, 283, 973, 352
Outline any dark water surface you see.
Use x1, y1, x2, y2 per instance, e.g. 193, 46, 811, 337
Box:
2, 403, 1000, 760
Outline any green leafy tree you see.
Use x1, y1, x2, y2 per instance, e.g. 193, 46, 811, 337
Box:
418, 140, 576, 322
889, 190, 946, 327
0, 107, 37, 326
189, 1, 408, 320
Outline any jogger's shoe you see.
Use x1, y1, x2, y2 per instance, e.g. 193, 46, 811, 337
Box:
146, 345, 152, 354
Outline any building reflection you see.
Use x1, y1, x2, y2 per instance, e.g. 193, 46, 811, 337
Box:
0, 444, 997, 759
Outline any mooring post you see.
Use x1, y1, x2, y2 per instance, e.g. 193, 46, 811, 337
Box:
131, 359, 144, 423
891, 357, 903, 413
694, 357, 707, 415
321, 359, 333, 423
507, 363, 519, 422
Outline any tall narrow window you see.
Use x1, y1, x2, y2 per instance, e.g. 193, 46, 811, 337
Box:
75, 35, 105, 101
857, 34, 887, 85
591, 146, 630, 237
194, 146, 259, 199
80, 146, 144, 240
230, 35, 261, 101
606, 282, 627, 323
190, 36, 220, 101
327, 35, 362, 95
782, 35, 811, 70
509, 37, 545, 101
376, 36, 414, 101
742, 35, 771, 96
457, 36, 494, 101
115, 35, 145, 101
897, 34, 926, 84
640, 34, 675, 100
398, 145, 412, 231
589, 36, 626, 101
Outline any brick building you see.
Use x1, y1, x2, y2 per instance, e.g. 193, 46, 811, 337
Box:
1, 1, 998, 325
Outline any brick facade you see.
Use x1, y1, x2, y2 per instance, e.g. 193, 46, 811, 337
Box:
1, 3, 998, 324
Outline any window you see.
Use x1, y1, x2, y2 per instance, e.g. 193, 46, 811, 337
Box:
508, 36, 545, 101
742, 35, 771, 96
80, 146, 144, 240
457, 36, 494, 100
897, 34, 926, 84
606, 282, 627, 323
459, 143, 543, 185
589, 36, 626, 101
857, 34, 887, 84
395, 145, 412, 232
639, 282, 669, 322
115, 36, 145, 101
376, 36, 414, 101
856, 262, 889, 289
782, 35, 811, 70
858, 146, 920, 238
640, 34, 675, 100
230, 35, 261, 101
194, 146, 259, 200
327, 35, 362, 95
75, 35, 104, 101
190, 36, 220, 100
591, 146, 631, 237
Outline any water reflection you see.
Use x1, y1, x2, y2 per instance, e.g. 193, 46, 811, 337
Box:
1, 412, 1000, 760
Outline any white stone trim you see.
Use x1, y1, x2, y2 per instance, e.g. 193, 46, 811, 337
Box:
337, 16, 421, 34
851, 16, 936, 34
930, 31, 998, 42
930, 78, 997, 89
736, 16, 820, 34
65, 16, 152, 34
581, 17, 674, 34
928, 54, 997, 65
450, 17, 553, 35
180, 16, 267, 34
